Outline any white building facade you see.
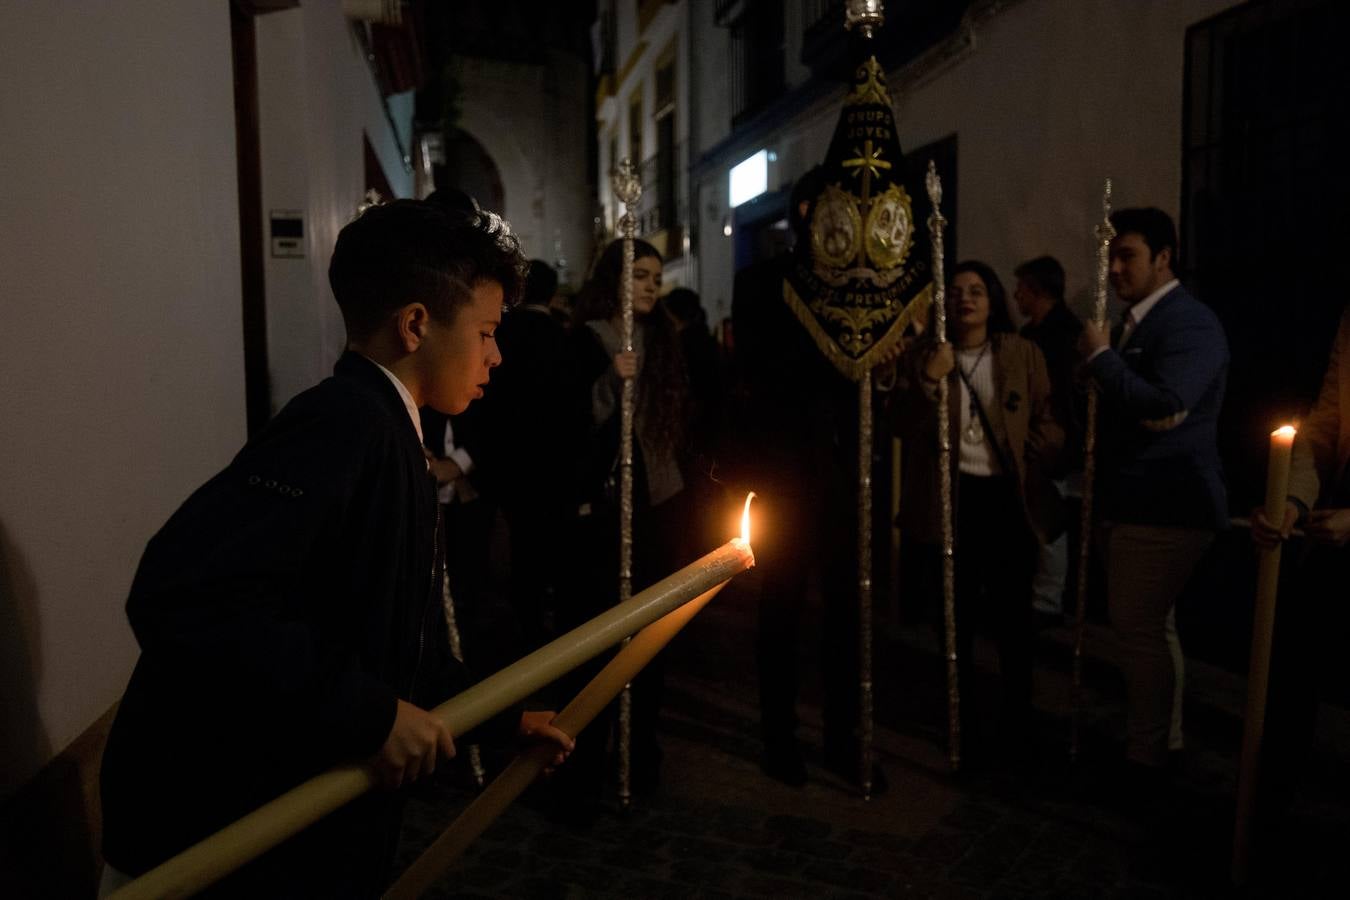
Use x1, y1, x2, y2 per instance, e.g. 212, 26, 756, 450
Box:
595, 0, 1245, 329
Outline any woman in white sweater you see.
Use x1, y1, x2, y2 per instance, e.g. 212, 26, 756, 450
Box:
891, 260, 1064, 760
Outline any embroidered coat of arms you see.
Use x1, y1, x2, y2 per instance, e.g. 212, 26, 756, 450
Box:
784, 56, 934, 381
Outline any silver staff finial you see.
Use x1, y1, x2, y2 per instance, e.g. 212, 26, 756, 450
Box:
925, 160, 945, 227
612, 157, 641, 208
1095, 177, 1115, 247
845, 0, 885, 40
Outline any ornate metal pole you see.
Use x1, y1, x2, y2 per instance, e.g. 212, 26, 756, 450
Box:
1070, 178, 1114, 762
845, 0, 885, 800
441, 568, 485, 788
611, 158, 642, 808
858, 372, 875, 798
925, 160, 960, 771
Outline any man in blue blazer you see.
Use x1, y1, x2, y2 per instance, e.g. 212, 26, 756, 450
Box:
1080, 207, 1229, 777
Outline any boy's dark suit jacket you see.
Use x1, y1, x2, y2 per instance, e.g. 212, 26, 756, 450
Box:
1089, 284, 1230, 531
101, 352, 467, 896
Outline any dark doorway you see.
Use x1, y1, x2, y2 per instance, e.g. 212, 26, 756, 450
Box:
437, 127, 505, 214
1182, 0, 1350, 510
1179, 0, 1350, 669
731, 188, 790, 273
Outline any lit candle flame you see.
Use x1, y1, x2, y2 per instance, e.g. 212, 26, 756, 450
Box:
1272, 425, 1296, 442
740, 492, 756, 545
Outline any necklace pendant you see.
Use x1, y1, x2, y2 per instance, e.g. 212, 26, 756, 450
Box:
963, 418, 983, 445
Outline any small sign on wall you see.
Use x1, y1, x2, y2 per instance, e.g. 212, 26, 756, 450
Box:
270, 210, 304, 258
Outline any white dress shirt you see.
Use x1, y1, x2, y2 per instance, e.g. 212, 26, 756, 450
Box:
436, 419, 475, 504
1118, 278, 1179, 349
1086, 277, 1180, 362
367, 356, 423, 444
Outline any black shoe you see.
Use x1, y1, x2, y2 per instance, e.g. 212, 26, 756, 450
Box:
761, 740, 807, 787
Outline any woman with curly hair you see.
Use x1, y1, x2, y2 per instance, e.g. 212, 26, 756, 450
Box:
554, 238, 692, 805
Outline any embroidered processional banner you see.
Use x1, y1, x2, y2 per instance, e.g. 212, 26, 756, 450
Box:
784, 55, 935, 381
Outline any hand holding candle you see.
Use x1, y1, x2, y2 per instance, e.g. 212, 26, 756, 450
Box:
384, 494, 757, 900
1249, 426, 1298, 549
1232, 425, 1296, 885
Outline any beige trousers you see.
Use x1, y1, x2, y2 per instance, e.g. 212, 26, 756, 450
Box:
1104, 524, 1213, 767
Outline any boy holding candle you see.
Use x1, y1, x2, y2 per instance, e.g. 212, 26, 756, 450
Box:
99, 200, 573, 896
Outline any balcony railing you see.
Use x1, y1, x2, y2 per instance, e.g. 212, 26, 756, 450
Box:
637, 141, 685, 237
728, 1, 786, 126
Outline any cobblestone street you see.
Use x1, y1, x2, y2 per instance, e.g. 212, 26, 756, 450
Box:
397, 572, 1348, 898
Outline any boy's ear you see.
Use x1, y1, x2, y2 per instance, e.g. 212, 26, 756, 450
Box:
395, 303, 432, 353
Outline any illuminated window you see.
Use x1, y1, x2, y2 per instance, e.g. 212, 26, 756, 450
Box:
728, 150, 768, 207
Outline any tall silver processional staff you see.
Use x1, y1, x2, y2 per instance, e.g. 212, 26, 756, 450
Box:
1070, 178, 1114, 760
924, 161, 960, 771
611, 158, 642, 807
783, 0, 935, 797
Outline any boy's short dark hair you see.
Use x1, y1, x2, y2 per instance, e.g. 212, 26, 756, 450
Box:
1110, 207, 1179, 265
1013, 255, 1066, 302
328, 199, 527, 340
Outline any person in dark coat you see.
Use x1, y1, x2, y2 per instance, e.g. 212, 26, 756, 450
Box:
1014, 256, 1084, 451
730, 167, 879, 790
475, 259, 573, 650
99, 200, 572, 897
1013, 255, 1083, 620
665, 286, 725, 559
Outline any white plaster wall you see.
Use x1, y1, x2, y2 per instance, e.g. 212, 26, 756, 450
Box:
257, 1, 415, 412
456, 54, 591, 284
690, 0, 1243, 326
689, 0, 731, 162
0, 1, 243, 795
891, 0, 1242, 318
